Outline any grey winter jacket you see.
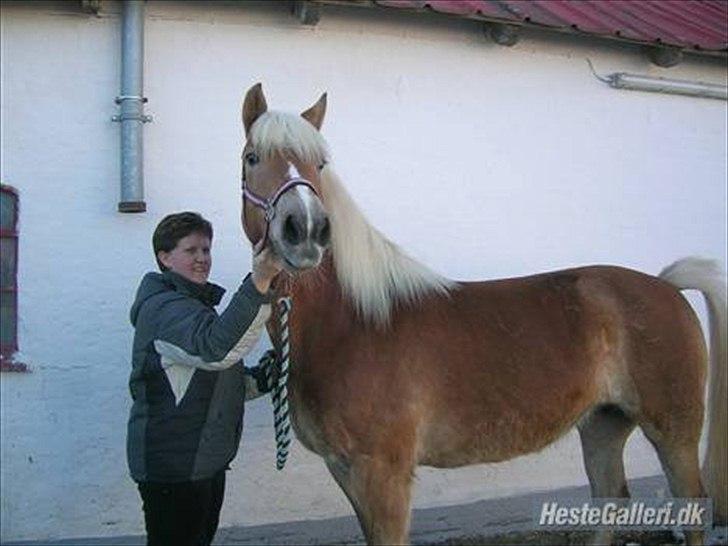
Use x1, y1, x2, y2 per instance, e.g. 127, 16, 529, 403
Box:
127, 270, 271, 483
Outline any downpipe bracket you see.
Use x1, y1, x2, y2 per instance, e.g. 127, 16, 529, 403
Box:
111, 113, 153, 123
112, 95, 152, 122
115, 95, 148, 104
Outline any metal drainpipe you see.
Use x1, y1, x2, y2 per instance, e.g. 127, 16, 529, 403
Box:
113, 0, 151, 213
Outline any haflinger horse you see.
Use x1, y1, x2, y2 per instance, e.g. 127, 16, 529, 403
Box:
238, 83, 727, 546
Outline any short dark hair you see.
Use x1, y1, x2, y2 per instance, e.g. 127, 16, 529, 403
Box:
152, 212, 213, 271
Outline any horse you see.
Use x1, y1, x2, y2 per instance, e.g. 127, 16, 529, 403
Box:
238, 83, 727, 546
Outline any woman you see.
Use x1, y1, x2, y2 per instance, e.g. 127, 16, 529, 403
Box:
127, 211, 282, 545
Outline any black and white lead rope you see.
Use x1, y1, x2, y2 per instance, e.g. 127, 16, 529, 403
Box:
262, 297, 292, 470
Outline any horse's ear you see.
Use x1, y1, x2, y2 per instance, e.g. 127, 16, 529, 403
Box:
242, 83, 268, 135
301, 92, 327, 131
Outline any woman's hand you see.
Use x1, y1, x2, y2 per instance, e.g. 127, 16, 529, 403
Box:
252, 247, 283, 295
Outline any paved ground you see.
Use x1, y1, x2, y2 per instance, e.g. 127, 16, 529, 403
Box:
5, 476, 726, 545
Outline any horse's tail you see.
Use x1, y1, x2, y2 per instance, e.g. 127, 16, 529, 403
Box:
660, 256, 727, 523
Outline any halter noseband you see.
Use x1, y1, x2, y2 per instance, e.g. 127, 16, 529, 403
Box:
242, 172, 321, 250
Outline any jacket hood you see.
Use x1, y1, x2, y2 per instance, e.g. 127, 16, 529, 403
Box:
129, 271, 225, 326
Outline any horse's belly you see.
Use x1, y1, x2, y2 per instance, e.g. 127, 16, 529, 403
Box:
417, 398, 590, 468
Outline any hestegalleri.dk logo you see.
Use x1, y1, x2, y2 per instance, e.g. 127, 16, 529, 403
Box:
534, 498, 712, 530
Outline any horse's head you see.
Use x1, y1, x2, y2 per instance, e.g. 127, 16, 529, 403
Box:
240, 83, 331, 272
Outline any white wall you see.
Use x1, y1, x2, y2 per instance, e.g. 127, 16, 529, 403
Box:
1, 1, 726, 541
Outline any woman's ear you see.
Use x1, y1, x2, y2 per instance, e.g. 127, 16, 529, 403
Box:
157, 250, 171, 270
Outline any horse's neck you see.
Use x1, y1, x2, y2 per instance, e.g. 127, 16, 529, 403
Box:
291, 254, 344, 323
283, 254, 352, 363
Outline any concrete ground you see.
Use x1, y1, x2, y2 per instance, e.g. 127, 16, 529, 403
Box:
5, 475, 727, 546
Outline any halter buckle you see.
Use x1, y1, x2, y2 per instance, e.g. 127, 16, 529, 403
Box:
264, 204, 276, 223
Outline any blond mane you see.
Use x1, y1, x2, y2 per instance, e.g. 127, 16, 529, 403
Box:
320, 169, 455, 325
250, 110, 455, 326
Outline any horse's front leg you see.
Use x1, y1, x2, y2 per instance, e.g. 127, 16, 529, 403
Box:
325, 452, 415, 545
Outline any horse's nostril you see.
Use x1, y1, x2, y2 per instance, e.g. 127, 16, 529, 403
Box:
317, 217, 331, 247
283, 215, 304, 245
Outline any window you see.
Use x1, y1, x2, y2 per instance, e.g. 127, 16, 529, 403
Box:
1, 185, 26, 372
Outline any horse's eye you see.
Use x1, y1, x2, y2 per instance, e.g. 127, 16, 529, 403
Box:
245, 152, 260, 166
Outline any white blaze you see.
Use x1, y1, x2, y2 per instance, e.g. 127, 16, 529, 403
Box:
288, 162, 315, 237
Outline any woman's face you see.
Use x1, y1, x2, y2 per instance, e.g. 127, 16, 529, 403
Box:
158, 232, 212, 285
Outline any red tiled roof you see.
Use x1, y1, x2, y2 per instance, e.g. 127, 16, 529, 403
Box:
359, 0, 728, 53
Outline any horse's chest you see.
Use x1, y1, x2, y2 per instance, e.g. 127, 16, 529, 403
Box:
289, 381, 329, 456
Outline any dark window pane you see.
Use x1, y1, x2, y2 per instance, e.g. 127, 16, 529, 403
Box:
0, 239, 16, 289
0, 191, 17, 231
0, 290, 16, 348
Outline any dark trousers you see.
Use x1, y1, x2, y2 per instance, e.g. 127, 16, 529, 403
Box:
137, 470, 226, 546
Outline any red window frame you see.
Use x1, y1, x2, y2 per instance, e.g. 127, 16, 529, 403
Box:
1, 184, 27, 372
